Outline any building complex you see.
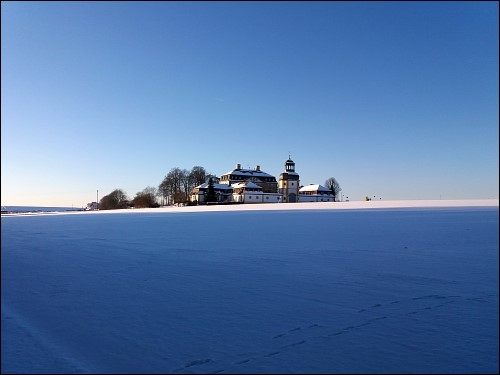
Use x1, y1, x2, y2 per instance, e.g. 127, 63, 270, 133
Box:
191, 157, 335, 204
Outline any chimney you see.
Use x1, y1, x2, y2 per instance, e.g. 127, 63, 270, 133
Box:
256, 165, 261, 171
236, 163, 241, 170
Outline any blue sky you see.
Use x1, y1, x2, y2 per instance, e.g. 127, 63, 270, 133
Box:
2, 1, 498, 206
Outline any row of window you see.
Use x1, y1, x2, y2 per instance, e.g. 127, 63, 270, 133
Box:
247, 196, 279, 200
299, 191, 332, 195
195, 193, 331, 203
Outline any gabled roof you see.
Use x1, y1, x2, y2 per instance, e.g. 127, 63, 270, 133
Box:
299, 184, 332, 192
222, 168, 275, 179
232, 181, 263, 189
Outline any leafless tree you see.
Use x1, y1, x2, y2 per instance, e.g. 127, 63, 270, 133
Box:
159, 167, 189, 205
133, 186, 159, 208
325, 177, 342, 202
189, 166, 208, 187
159, 166, 215, 205
99, 189, 129, 210
180, 168, 191, 201
158, 178, 171, 205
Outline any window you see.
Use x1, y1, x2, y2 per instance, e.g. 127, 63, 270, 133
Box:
266, 196, 269, 200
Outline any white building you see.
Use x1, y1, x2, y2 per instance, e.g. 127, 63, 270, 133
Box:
298, 184, 334, 202
231, 181, 282, 203
190, 157, 335, 205
85, 202, 98, 211
191, 182, 233, 204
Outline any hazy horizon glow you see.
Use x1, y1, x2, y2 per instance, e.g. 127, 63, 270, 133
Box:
2, 2, 498, 206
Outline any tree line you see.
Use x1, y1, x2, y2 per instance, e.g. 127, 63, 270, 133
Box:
98, 166, 213, 210
158, 166, 216, 206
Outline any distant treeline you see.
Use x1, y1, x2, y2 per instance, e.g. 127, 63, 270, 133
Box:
98, 166, 213, 210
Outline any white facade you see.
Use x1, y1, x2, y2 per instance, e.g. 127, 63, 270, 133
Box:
298, 184, 334, 202
85, 202, 98, 211
278, 158, 300, 203
231, 181, 282, 203
234, 192, 283, 204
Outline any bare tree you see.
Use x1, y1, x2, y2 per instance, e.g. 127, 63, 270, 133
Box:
158, 177, 171, 206
168, 167, 184, 194
325, 177, 342, 202
189, 166, 208, 187
133, 186, 159, 208
99, 189, 129, 210
159, 167, 185, 205
159, 166, 215, 205
180, 168, 191, 202
159, 166, 214, 205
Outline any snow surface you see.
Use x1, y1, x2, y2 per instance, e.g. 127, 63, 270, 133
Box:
2, 199, 498, 217
2, 201, 499, 374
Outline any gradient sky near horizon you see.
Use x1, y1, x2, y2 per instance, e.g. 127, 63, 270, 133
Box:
2, 1, 498, 207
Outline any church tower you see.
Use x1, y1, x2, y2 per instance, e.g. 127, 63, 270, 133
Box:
278, 156, 300, 203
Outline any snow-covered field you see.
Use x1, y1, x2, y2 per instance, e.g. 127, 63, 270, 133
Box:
2, 201, 498, 374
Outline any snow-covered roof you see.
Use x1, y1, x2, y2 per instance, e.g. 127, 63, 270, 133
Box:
232, 181, 263, 189
195, 182, 233, 190
222, 168, 275, 179
299, 184, 332, 192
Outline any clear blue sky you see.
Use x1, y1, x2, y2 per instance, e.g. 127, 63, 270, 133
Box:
2, 1, 498, 206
